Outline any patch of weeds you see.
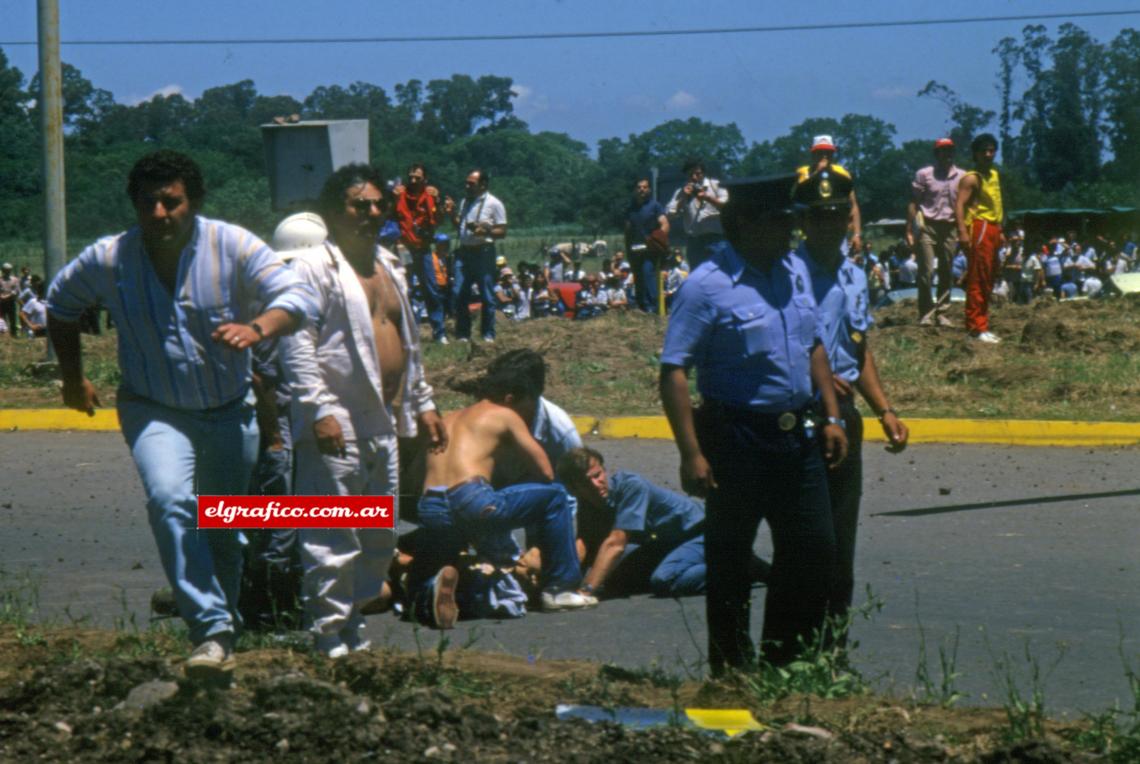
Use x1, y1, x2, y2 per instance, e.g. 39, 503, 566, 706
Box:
111, 618, 185, 658
0, 567, 41, 627
404, 626, 491, 697
913, 595, 965, 707
235, 629, 312, 653
1068, 628, 1140, 761
598, 661, 684, 691
746, 587, 884, 703
985, 632, 1068, 742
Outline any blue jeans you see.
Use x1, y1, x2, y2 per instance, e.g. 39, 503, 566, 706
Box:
118, 391, 258, 644
415, 248, 448, 340
410, 479, 580, 622
453, 245, 496, 340
632, 250, 659, 313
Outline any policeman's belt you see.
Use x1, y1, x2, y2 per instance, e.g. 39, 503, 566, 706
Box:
457, 243, 495, 254
701, 400, 814, 433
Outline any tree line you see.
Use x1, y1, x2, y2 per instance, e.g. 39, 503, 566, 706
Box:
0, 22, 1136, 243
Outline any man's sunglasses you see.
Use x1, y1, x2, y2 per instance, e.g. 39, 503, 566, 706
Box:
350, 198, 387, 213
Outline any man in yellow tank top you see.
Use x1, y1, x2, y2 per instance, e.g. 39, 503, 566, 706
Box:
954, 134, 1004, 344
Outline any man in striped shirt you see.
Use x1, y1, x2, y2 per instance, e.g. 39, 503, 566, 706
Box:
46, 150, 316, 682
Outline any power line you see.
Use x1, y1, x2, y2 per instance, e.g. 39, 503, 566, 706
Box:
1, 9, 1139, 47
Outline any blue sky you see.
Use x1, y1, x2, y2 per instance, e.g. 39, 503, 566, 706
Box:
2, 1, 1136, 150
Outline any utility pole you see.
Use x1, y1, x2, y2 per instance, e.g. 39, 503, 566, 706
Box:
38, 0, 65, 360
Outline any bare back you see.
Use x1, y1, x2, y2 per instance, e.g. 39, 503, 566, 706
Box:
422, 400, 552, 491
356, 266, 407, 404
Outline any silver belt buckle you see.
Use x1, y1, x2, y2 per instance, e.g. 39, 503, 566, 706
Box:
777, 411, 797, 431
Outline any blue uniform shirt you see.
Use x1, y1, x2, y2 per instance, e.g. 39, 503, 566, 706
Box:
661, 242, 818, 413
800, 245, 872, 384
608, 471, 704, 547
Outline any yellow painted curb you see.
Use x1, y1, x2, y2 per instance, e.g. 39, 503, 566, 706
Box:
3, 409, 1139, 447
876, 417, 1140, 447
0, 408, 120, 431
597, 416, 674, 440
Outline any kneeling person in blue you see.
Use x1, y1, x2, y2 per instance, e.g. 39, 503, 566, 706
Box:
557, 447, 706, 598
409, 363, 597, 629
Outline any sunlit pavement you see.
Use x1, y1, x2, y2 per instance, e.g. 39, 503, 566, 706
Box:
1, 432, 1136, 716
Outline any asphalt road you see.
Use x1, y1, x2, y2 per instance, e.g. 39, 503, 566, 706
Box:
1, 431, 1137, 717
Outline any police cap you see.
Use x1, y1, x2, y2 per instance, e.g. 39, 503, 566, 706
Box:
792, 168, 853, 212
722, 174, 798, 220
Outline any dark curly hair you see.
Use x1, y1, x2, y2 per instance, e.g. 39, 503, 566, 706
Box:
480, 349, 545, 403
317, 163, 387, 222
126, 150, 205, 206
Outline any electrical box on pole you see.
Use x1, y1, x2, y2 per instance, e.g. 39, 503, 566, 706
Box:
260, 120, 369, 211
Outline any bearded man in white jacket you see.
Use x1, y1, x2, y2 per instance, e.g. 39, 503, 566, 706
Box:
282, 164, 447, 658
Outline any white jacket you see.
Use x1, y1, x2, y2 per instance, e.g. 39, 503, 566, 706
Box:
281, 242, 436, 443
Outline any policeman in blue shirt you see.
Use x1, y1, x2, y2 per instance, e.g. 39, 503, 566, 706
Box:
659, 174, 848, 673
793, 168, 909, 631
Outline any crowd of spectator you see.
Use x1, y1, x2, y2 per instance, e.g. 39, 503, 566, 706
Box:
403, 243, 690, 325
848, 230, 1137, 309
0, 263, 48, 339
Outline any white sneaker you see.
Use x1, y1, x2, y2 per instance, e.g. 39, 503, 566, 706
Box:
185, 635, 236, 679
541, 590, 599, 612
436, 336, 450, 345
482, 335, 495, 343
971, 331, 1002, 344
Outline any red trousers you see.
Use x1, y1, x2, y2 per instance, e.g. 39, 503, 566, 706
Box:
965, 219, 1001, 333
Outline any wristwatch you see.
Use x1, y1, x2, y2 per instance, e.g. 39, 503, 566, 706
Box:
826, 416, 845, 429
249, 321, 265, 339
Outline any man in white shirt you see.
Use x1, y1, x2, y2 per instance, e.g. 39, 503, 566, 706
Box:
281, 164, 447, 658
665, 159, 728, 270
444, 168, 508, 342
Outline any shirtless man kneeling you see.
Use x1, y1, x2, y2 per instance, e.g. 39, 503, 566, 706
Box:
408, 362, 597, 629
283, 164, 446, 657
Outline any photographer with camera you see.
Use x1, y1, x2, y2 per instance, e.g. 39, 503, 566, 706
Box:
665, 158, 728, 270
443, 168, 508, 343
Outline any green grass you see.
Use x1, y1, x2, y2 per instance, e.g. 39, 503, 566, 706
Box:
5, 281, 1140, 421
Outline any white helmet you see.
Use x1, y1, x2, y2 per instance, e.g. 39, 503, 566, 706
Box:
272, 212, 327, 254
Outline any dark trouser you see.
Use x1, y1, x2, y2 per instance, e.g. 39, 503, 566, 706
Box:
631, 249, 660, 313
686, 233, 723, 271
916, 219, 957, 318
0, 297, 15, 337
453, 244, 496, 340
1015, 281, 1035, 305
825, 396, 864, 629
239, 446, 302, 631
696, 403, 836, 673
414, 247, 448, 340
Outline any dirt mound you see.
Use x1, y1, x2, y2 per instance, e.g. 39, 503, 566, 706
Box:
0, 626, 1114, 762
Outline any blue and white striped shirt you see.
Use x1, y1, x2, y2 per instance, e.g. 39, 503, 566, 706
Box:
47, 216, 316, 411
